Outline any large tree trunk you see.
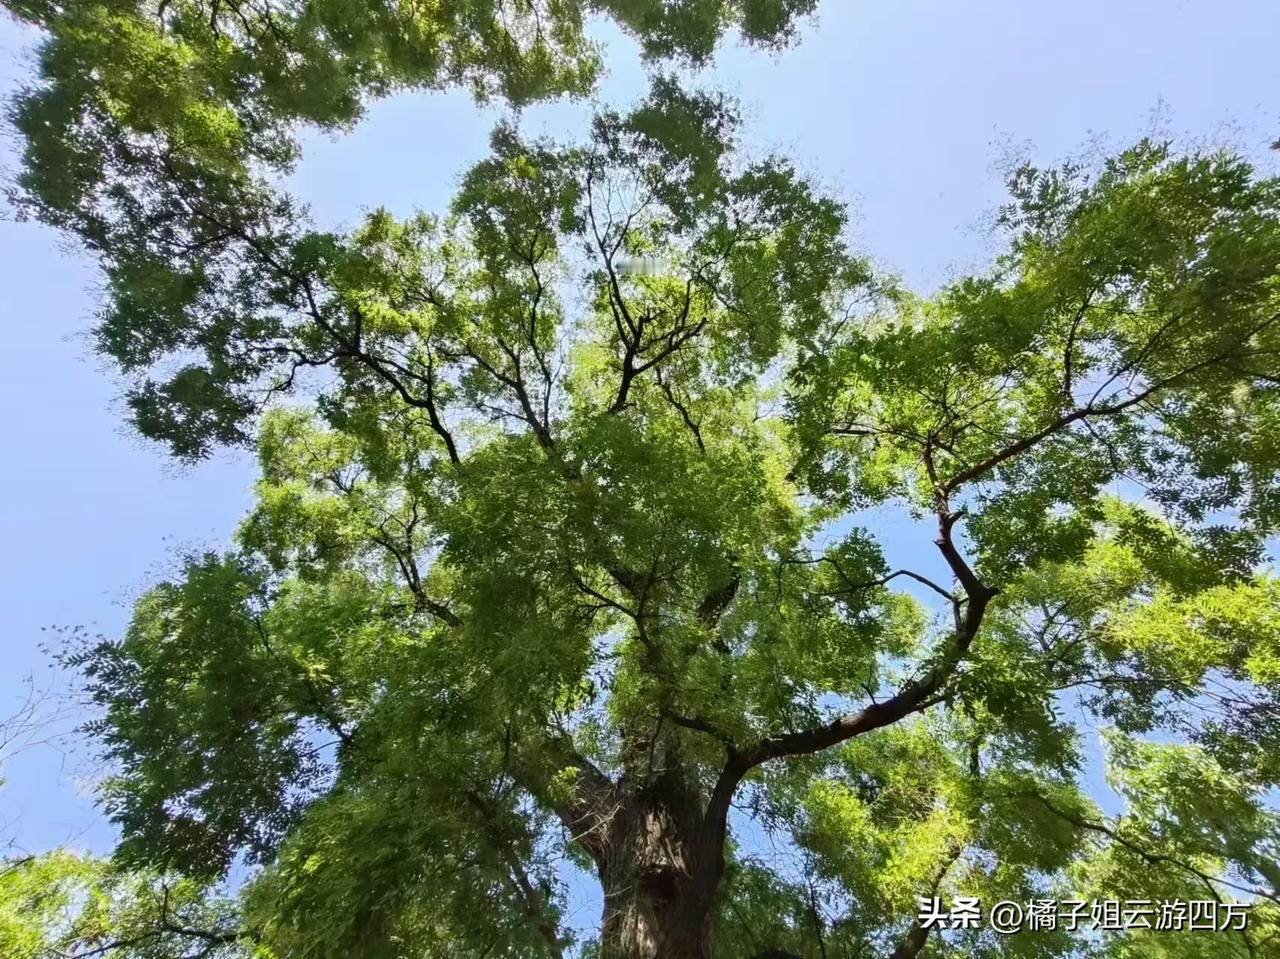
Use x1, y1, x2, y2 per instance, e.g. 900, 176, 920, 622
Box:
595, 771, 724, 959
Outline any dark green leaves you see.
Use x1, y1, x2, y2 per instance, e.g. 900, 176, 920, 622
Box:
65, 555, 332, 876
595, 0, 818, 63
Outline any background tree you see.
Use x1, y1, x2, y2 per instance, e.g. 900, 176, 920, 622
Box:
4, 3, 1280, 958
1, 854, 247, 959
1, 682, 245, 959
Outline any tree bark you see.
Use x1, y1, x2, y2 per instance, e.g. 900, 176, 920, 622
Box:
595, 769, 723, 959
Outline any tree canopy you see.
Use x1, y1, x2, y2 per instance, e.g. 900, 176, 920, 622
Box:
4, 3, 1280, 958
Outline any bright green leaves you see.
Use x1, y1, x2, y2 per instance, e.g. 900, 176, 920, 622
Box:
2, 0, 812, 245
1, 852, 100, 959
762, 718, 1091, 956
962, 498, 1280, 786
45, 131, 1280, 957
565, 86, 871, 428
1090, 573, 1280, 783
711, 860, 850, 959
9, 0, 603, 195
724, 529, 919, 714
591, 76, 740, 228
456, 123, 585, 256
1105, 735, 1280, 890
2, 0, 825, 462
799, 725, 967, 916
769, 143, 1280, 954
12, 3, 267, 219
970, 771, 1088, 877
1100, 577, 1280, 687
724, 158, 869, 343
0, 853, 246, 959
791, 141, 1280, 559
37, 71, 871, 462
333, 211, 449, 343
950, 639, 1083, 772
248, 783, 565, 959
1067, 735, 1280, 958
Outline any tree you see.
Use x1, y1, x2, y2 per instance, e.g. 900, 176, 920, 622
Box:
0, 683, 243, 959
1, 853, 248, 959
5, 4, 1280, 958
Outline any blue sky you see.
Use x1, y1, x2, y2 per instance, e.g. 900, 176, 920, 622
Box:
1, 0, 1278, 931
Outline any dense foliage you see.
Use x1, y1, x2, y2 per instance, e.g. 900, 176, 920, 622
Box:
4, 2, 1280, 958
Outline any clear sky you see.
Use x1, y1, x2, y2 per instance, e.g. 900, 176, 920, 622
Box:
1, 0, 1278, 927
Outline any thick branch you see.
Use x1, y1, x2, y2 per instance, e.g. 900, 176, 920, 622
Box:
705, 506, 995, 839
886, 924, 930, 959
509, 733, 619, 865
697, 567, 740, 627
